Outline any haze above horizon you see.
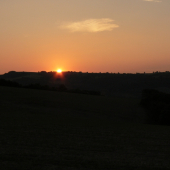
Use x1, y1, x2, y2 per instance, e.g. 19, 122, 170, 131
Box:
1, 0, 170, 74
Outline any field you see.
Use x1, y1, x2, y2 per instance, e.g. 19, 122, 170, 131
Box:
1, 86, 170, 169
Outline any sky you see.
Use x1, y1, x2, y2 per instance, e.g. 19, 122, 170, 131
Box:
0, 0, 170, 74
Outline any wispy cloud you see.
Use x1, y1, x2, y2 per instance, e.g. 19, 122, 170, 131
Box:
60, 18, 119, 33
143, 0, 162, 2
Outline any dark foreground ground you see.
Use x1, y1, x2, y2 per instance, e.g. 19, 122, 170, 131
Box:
0, 86, 170, 169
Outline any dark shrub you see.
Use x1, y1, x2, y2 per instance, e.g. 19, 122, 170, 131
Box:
141, 89, 170, 125
0, 79, 21, 87
58, 84, 67, 92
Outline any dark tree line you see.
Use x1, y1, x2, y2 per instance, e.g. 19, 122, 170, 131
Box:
0, 79, 101, 96
0, 79, 21, 87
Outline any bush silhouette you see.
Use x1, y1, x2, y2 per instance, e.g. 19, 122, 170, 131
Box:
0, 79, 21, 87
141, 89, 170, 125
58, 84, 67, 91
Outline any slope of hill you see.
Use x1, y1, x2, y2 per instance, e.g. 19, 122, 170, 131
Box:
1, 71, 170, 98
1, 86, 170, 169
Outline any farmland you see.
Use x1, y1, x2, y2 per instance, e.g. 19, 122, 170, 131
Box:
1, 86, 170, 169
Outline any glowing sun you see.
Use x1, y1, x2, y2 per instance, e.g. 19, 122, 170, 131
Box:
57, 69, 62, 73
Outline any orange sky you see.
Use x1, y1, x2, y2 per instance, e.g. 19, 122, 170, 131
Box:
0, 0, 170, 74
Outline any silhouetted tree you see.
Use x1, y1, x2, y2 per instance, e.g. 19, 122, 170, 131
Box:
0, 79, 21, 87
141, 89, 170, 125
58, 84, 67, 92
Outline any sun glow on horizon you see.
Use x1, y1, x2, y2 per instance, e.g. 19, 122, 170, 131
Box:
57, 69, 62, 73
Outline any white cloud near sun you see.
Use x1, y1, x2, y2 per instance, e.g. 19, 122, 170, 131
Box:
60, 18, 119, 33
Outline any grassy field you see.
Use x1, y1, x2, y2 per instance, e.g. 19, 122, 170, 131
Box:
1, 86, 170, 169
